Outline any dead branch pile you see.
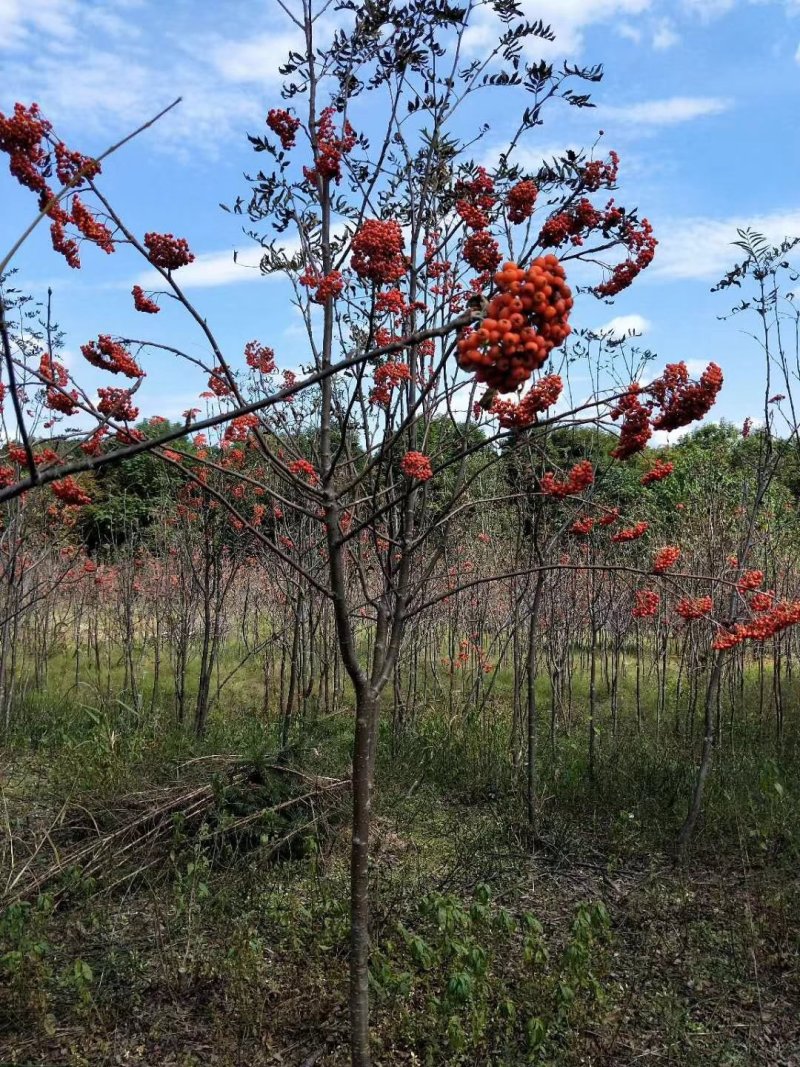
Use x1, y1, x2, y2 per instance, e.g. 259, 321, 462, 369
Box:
1, 759, 349, 908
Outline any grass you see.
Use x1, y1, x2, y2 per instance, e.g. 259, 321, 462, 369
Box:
1, 646, 799, 1064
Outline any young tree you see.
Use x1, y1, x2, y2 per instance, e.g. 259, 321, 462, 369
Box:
1, 3, 732, 1062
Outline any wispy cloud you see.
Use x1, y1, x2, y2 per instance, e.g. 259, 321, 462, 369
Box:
651, 209, 800, 280
0, 1, 298, 155
652, 18, 680, 48
133, 248, 269, 290
601, 95, 732, 126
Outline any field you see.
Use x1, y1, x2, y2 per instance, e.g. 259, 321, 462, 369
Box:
2, 643, 799, 1066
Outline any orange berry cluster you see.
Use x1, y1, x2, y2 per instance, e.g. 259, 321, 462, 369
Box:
632, 589, 660, 618
81, 336, 144, 379
40, 353, 79, 416
652, 545, 681, 574
351, 220, 406, 285
369, 362, 411, 407
400, 451, 433, 481
540, 460, 594, 498
288, 458, 318, 485
457, 258, 573, 392
490, 373, 563, 429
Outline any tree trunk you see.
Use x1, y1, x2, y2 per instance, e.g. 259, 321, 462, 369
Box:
349, 685, 379, 1067
677, 651, 723, 857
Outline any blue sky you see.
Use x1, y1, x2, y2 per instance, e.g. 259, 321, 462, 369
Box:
2, 0, 800, 437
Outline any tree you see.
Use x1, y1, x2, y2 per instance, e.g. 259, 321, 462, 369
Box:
1, 4, 734, 1063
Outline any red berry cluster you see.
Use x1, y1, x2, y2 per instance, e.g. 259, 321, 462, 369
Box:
598, 507, 620, 527
70, 197, 114, 254
749, 590, 774, 613
369, 361, 411, 407
288, 458, 318, 485
641, 459, 674, 485
539, 198, 602, 248
506, 179, 538, 224
592, 217, 656, 298
299, 268, 344, 304
489, 373, 563, 429
351, 220, 407, 285
400, 451, 433, 481
97, 387, 139, 422
736, 569, 764, 593
132, 285, 160, 314
0, 465, 14, 489
580, 150, 619, 193
81, 336, 144, 379
0, 102, 52, 193
304, 106, 356, 184
571, 516, 596, 536
650, 362, 723, 432
457, 259, 573, 392
51, 476, 91, 506
206, 367, 233, 397
267, 108, 301, 150
611, 521, 649, 543
540, 460, 594, 498
462, 231, 502, 275
144, 232, 194, 271
610, 386, 651, 459
40, 353, 79, 416
223, 414, 260, 444
0, 103, 110, 268
632, 589, 660, 618
652, 545, 681, 574
7, 445, 27, 465
375, 288, 407, 315
81, 427, 109, 456
455, 167, 496, 231
676, 596, 713, 620
712, 600, 800, 650
611, 363, 722, 460
244, 341, 276, 374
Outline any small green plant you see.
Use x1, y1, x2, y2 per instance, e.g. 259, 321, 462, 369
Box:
0, 895, 54, 1020
370, 884, 611, 1064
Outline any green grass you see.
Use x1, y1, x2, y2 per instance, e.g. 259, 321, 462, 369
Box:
1, 645, 799, 1063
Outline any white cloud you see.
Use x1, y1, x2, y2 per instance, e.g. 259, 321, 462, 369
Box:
595, 314, 651, 338
133, 248, 268, 290
652, 18, 680, 48
0, 2, 299, 155
0, 0, 80, 48
463, 0, 653, 58
207, 30, 304, 85
680, 0, 736, 19
617, 22, 644, 42
651, 209, 800, 280
601, 95, 731, 126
